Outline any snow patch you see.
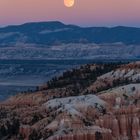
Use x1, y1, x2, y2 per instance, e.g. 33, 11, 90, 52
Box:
43, 95, 106, 116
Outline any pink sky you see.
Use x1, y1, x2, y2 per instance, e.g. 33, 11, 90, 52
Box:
0, 0, 140, 27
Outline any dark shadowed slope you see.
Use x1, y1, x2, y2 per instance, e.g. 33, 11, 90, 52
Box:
1, 21, 140, 46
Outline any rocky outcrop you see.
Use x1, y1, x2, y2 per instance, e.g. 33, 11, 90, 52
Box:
19, 125, 32, 140
0, 62, 140, 140
48, 126, 113, 140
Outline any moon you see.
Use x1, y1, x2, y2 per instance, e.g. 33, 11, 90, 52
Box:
64, 0, 75, 8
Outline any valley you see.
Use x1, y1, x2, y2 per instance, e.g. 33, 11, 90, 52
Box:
0, 59, 94, 100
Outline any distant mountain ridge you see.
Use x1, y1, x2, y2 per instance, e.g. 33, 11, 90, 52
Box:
0, 21, 140, 46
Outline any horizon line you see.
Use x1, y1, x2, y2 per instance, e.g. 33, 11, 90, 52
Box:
0, 20, 140, 29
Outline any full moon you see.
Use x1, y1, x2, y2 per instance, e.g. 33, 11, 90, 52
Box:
64, 0, 75, 7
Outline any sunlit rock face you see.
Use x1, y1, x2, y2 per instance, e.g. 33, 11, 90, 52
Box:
45, 83, 140, 140
94, 106, 140, 140
48, 126, 113, 140
46, 104, 140, 140
0, 62, 140, 140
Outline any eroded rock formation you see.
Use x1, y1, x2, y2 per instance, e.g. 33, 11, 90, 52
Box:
0, 62, 140, 140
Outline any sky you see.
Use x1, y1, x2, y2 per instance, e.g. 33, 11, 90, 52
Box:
0, 0, 140, 27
